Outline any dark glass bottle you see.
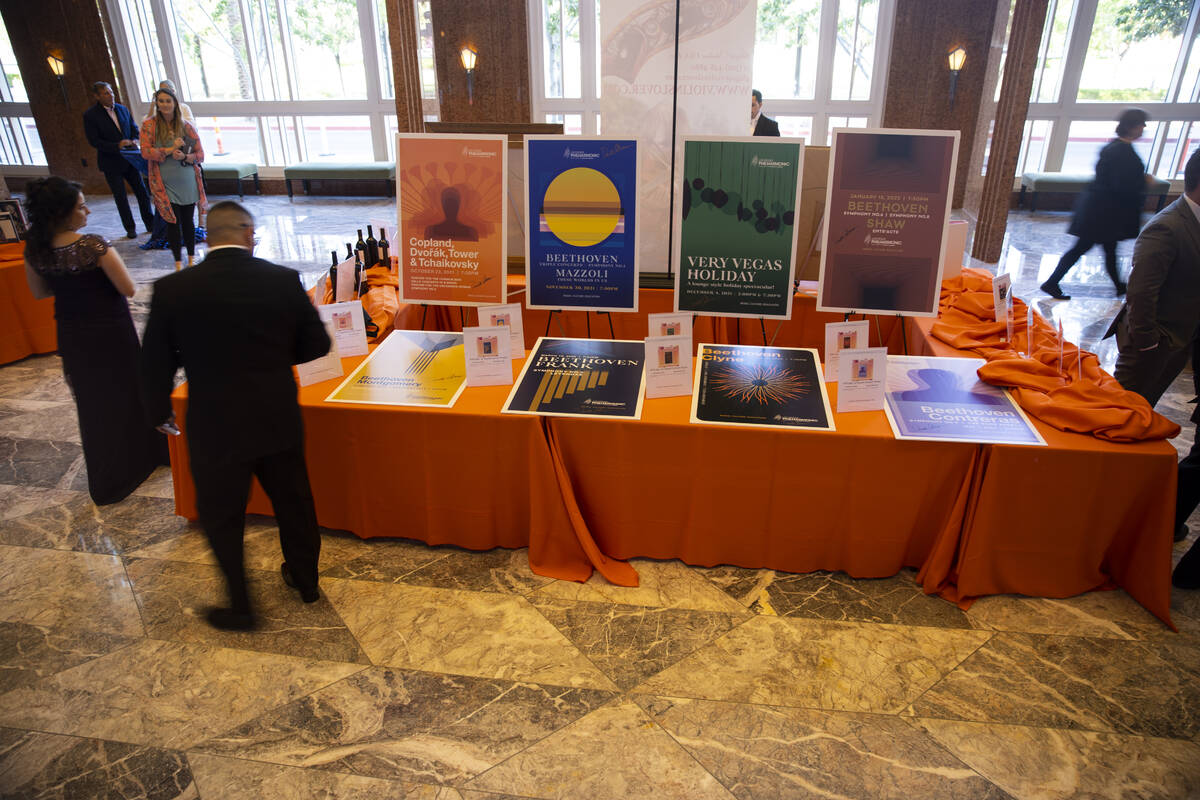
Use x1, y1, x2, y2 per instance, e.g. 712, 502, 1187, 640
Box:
345, 242, 353, 260
377, 228, 389, 267
328, 250, 338, 298
356, 229, 366, 262
353, 245, 363, 296
365, 225, 378, 267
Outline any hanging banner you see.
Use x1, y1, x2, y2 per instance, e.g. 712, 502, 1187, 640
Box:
525, 137, 639, 311
673, 137, 803, 319
396, 133, 507, 306
503, 337, 645, 419
325, 330, 467, 408
691, 343, 833, 430
818, 128, 959, 317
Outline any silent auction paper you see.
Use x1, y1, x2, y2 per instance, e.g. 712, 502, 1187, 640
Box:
691, 343, 834, 430
644, 335, 693, 399
325, 329, 467, 408
503, 337, 645, 419
463, 325, 514, 386
647, 311, 692, 339
836, 347, 887, 413
883, 355, 1045, 445
317, 301, 369, 357
478, 302, 526, 357
296, 321, 344, 387
942, 219, 968, 280
823, 320, 870, 381
993, 273, 1012, 325
334, 256, 356, 303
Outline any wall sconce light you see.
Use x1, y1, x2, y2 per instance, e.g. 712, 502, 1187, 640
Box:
47, 54, 69, 108
947, 46, 966, 108
460, 46, 477, 105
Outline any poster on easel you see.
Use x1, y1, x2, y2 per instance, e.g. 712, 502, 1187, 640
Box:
817, 128, 959, 317
691, 343, 834, 431
673, 137, 804, 320
525, 137, 638, 311
396, 133, 507, 307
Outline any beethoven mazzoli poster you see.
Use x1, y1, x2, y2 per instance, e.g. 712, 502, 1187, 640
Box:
502, 337, 645, 419
691, 343, 833, 431
525, 137, 638, 311
396, 133, 507, 306
673, 137, 804, 319
325, 330, 467, 408
817, 128, 959, 316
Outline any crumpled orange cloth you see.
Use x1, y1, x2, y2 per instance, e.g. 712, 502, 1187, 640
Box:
930, 268, 1179, 442
308, 266, 400, 342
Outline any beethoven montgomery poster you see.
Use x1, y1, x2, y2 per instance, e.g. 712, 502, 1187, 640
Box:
817, 128, 959, 317
691, 344, 834, 430
502, 337, 645, 419
325, 330, 467, 408
883, 355, 1045, 445
673, 137, 803, 319
525, 137, 638, 311
396, 133, 507, 306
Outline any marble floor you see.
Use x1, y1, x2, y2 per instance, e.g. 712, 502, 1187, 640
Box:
1, 191, 1199, 799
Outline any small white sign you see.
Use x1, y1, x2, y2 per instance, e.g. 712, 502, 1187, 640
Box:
942, 219, 968, 280
334, 257, 357, 303
318, 301, 369, 357
477, 303, 526, 358
823, 320, 870, 381
836, 347, 887, 413
643, 335, 692, 398
647, 311, 692, 340
464, 325, 514, 386
993, 273, 1012, 327
296, 322, 344, 387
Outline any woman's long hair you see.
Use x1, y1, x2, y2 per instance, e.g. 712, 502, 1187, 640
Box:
23, 176, 81, 267
153, 87, 183, 141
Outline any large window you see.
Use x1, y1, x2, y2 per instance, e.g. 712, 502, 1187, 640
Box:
0, 26, 45, 166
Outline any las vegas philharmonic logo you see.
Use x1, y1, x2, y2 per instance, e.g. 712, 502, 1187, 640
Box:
562, 147, 601, 160
460, 145, 497, 159
749, 155, 791, 169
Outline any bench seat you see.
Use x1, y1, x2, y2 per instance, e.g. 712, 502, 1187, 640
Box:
202, 162, 259, 199
283, 162, 396, 199
1020, 171, 1171, 212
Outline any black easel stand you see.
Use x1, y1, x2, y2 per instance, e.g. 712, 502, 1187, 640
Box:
419, 304, 428, 330
758, 317, 768, 345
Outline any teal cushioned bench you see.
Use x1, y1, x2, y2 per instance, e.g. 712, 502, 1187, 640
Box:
282, 162, 396, 199
201, 162, 259, 199
1020, 171, 1171, 212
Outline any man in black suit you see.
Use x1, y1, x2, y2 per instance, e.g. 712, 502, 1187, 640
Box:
141, 201, 332, 630
751, 90, 780, 137
82, 81, 155, 239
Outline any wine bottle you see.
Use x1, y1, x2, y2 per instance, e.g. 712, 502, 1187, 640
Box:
377, 228, 389, 267
345, 242, 353, 260
356, 229, 366, 263
328, 250, 338, 298
353, 245, 363, 296
365, 225, 378, 267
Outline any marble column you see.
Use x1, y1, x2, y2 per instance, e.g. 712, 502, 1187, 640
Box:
971, 0, 1050, 263
385, 0, 425, 133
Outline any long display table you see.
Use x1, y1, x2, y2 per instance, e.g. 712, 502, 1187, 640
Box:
0, 242, 56, 365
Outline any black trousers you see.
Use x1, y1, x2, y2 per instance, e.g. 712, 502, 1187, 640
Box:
1045, 238, 1122, 289
102, 163, 155, 235
166, 203, 196, 262
191, 445, 321, 613
1176, 343, 1200, 529
1113, 318, 1191, 408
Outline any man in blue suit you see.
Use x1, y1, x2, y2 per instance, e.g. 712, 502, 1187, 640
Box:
82, 81, 154, 239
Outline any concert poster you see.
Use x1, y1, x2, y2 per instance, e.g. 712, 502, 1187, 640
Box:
325, 330, 467, 408
690, 343, 834, 431
503, 337, 645, 419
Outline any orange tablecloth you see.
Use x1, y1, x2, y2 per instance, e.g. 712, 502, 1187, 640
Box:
0, 242, 56, 364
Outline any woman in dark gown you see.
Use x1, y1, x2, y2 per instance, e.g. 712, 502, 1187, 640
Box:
22, 176, 167, 505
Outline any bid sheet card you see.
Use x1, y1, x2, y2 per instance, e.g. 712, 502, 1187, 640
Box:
823, 320, 870, 381
818, 128, 959, 317
883, 355, 1046, 445
478, 302, 526, 357
647, 311, 692, 339
325, 330, 467, 408
836, 347, 887, 413
463, 325, 514, 387
644, 335, 692, 399
503, 337, 645, 419
296, 321, 344, 387
691, 343, 834, 431
317, 301, 369, 357
673, 137, 804, 319
396, 133, 507, 306
525, 137, 638, 311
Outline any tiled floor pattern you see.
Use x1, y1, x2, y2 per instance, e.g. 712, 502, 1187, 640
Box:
0, 194, 1198, 798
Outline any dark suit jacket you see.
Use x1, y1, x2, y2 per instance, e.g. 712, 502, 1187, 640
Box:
140, 247, 331, 464
1105, 198, 1200, 351
753, 115, 780, 137
83, 101, 141, 175
1068, 138, 1146, 242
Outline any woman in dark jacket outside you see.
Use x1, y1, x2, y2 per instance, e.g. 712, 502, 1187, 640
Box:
1041, 108, 1150, 300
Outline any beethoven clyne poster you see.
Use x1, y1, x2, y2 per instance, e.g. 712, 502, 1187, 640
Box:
691, 343, 834, 430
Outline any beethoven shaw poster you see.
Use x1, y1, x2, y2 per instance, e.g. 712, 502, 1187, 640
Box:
673, 137, 803, 319
691, 344, 833, 431
503, 338, 645, 419
325, 330, 467, 408
525, 137, 638, 311
396, 134, 507, 306
818, 129, 959, 317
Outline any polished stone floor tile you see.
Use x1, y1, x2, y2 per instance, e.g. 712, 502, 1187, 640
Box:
636, 696, 1013, 799
192, 667, 613, 785
0, 621, 134, 693
389, 547, 557, 594
913, 717, 1200, 800
466, 698, 737, 799
0, 639, 363, 750
529, 596, 749, 690
534, 559, 748, 614
0, 727, 198, 800
966, 589, 1177, 639
323, 577, 617, 690
0, 485, 82, 521
0, 494, 189, 554
130, 465, 178, 499
0, 362, 69, 402
0, 398, 78, 444
185, 752, 416, 799
0, 437, 82, 489
0, 545, 144, 637
908, 631, 1200, 739
633, 616, 991, 713
319, 538, 455, 583
125, 557, 370, 664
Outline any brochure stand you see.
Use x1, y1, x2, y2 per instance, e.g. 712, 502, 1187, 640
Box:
583, 311, 616, 339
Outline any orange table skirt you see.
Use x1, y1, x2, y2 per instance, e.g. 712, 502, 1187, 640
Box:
0, 242, 56, 365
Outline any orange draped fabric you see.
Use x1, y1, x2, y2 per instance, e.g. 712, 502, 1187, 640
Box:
308, 266, 401, 342
0, 242, 56, 365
